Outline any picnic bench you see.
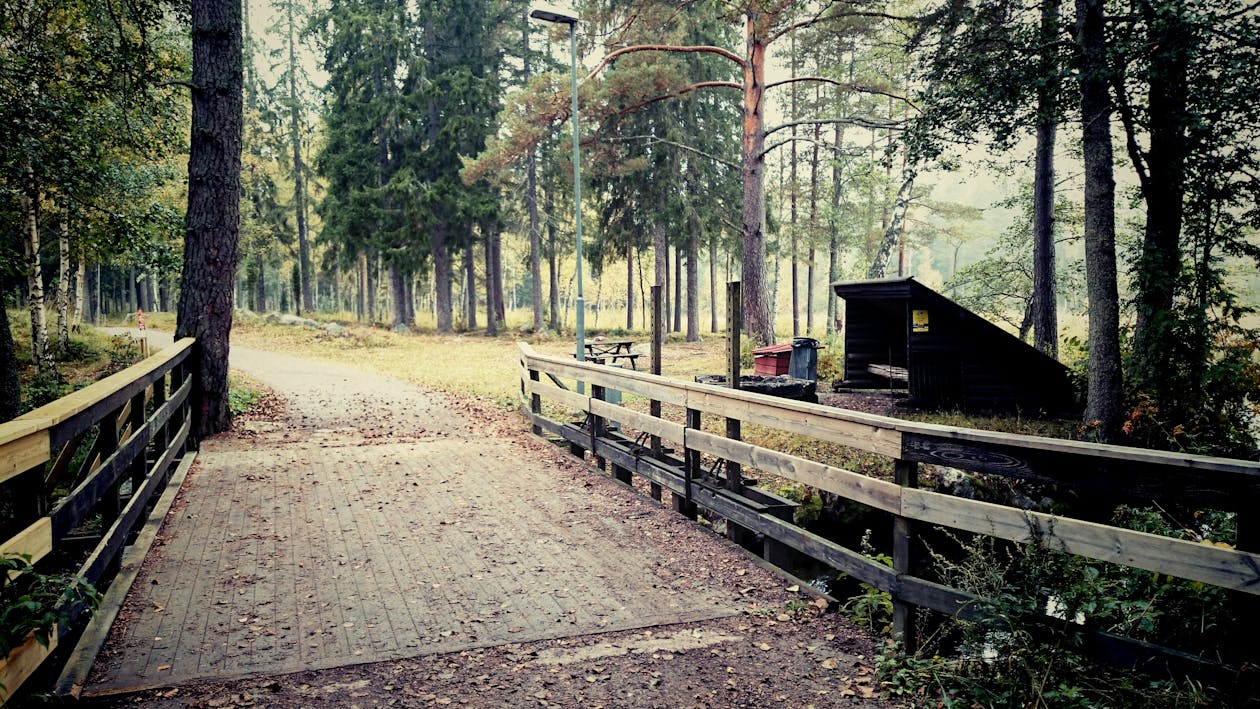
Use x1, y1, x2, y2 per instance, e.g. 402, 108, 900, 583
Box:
584, 339, 642, 369
867, 363, 908, 382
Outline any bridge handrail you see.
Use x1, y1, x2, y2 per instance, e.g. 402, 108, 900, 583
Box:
0, 337, 196, 699
518, 341, 1258, 678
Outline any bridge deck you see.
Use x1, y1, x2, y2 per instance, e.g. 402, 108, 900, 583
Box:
80, 343, 745, 695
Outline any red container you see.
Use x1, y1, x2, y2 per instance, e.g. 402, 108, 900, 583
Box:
752, 343, 793, 376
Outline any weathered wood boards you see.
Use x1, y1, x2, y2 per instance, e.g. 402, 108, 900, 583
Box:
0, 337, 195, 701
518, 341, 1260, 606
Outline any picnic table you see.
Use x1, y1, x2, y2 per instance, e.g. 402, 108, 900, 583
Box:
584, 339, 642, 369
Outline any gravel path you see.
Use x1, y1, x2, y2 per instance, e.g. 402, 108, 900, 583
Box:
85, 330, 888, 707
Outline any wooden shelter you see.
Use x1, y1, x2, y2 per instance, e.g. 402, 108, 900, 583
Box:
833, 277, 1075, 414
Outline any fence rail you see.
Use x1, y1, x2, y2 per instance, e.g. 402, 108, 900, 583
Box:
518, 342, 1260, 681
0, 338, 195, 699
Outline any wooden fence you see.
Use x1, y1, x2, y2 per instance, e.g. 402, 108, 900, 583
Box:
0, 338, 195, 699
518, 342, 1260, 682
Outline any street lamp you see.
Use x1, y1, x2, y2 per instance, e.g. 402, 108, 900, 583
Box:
529, 6, 585, 374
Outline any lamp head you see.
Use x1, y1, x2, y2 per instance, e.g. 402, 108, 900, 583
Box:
529, 5, 578, 24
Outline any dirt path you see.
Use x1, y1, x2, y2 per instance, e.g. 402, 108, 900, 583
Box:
86, 330, 888, 707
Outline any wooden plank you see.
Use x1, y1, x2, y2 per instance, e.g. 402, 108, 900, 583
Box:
77, 416, 189, 586
902, 488, 1260, 595
519, 344, 687, 406
684, 429, 901, 515
525, 377, 589, 413
682, 387, 903, 458
0, 628, 58, 703
42, 339, 194, 450
588, 399, 686, 444
900, 432, 1260, 510
0, 429, 50, 486
0, 517, 53, 567
54, 451, 197, 698
49, 379, 188, 540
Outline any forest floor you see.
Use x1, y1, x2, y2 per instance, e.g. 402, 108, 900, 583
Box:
76, 328, 891, 708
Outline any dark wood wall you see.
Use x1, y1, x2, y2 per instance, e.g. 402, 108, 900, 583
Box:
835, 278, 1075, 415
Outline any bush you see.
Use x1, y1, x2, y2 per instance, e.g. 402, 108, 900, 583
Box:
0, 554, 100, 658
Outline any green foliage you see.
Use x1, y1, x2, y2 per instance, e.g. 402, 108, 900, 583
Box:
839, 530, 894, 635
228, 380, 263, 417
815, 333, 844, 382
0, 554, 101, 658
773, 483, 823, 526
875, 522, 1228, 706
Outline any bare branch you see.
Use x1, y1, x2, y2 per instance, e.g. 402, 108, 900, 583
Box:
769, 6, 922, 43
608, 135, 740, 170
611, 81, 741, 116
764, 116, 903, 141
586, 44, 744, 82
764, 76, 920, 111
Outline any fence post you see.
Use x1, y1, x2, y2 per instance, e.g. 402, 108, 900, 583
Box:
724, 281, 756, 549
674, 407, 699, 520
528, 369, 541, 436
648, 284, 664, 502
892, 458, 919, 651
590, 383, 606, 472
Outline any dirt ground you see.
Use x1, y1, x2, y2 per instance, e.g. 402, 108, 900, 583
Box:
74, 334, 892, 708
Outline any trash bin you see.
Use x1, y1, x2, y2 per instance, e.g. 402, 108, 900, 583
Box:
789, 337, 822, 381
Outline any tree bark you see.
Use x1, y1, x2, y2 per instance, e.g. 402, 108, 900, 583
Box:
740, 11, 773, 345
1075, 0, 1123, 441
433, 223, 453, 332
485, 225, 497, 335
22, 183, 51, 375
686, 225, 699, 342
1129, 4, 1189, 396
57, 213, 71, 352
546, 182, 559, 331
828, 123, 843, 333
1032, 0, 1061, 358
287, 0, 313, 315
709, 238, 718, 333
176, 0, 243, 440
0, 302, 20, 421
524, 25, 543, 334
807, 96, 820, 335
626, 250, 634, 329
390, 263, 407, 329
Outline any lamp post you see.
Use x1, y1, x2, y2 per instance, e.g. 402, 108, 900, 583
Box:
529, 7, 585, 372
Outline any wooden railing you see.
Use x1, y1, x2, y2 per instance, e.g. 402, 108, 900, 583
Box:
0, 338, 195, 699
518, 342, 1260, 681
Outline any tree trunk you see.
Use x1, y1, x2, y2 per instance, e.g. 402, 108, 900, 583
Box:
524, 26, 543, 334
0, 301, 20, 421
57, 214, 71, 352
789, 37, 799, 339
433, 223, 453, 332
546, 182, 560, 331
464, 241, 477, 330
73, 259, 86, 332
740, 11, 773, 345
490, 221, 505, 325
828, 123, 843, 333
709, 238, 718, 333
807, 100, 820, 335
253, 252, 265, 312
866, 172, 915, 278
673, 246, 682, 333
686, 227, 699, 342
286, 0, 313, 315
1032, 0, 1061, 358
626, 250, 634, 330
1075, 0, 1123, 441
176, 0, 243, 440
1129, 5, 1189, 397
485, 225, 497, 336
22, 184, 51, 375
357, 250, 368, 321
390, 263, 406, 329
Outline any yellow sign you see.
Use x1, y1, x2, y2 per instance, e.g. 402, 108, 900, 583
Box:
912, 309, 929, 333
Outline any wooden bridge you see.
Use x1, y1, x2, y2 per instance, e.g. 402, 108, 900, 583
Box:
2, 335, 1259, 701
